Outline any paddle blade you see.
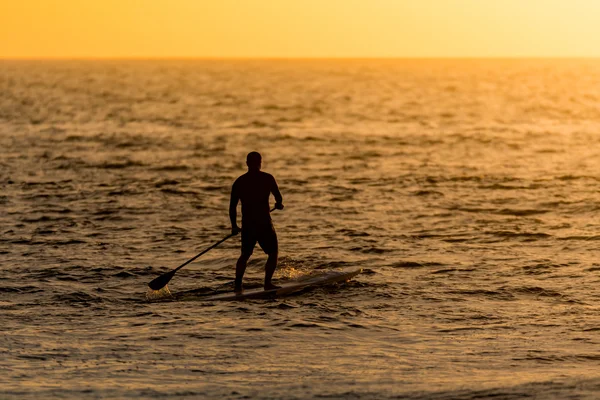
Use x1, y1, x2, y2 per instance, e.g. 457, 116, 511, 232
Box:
148, 269, 176, 291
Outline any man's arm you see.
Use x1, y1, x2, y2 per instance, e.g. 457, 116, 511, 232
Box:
271, 176, 284, 209
229, 183, 241, 234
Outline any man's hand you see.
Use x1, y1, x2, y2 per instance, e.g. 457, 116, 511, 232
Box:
275, 202, 284, 210
231, 225, 241, 235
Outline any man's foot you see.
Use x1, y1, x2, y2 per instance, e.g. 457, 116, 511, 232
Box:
234, 285, 244, 294
264, 282, 281, 291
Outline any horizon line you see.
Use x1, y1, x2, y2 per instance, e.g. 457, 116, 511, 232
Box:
2, 56, 600, 61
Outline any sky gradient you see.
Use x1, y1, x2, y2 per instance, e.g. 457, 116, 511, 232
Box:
2, 0, 600, 58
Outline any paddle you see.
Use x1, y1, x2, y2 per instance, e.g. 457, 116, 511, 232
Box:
147, 234, 235, 290
147, 207, 278, 291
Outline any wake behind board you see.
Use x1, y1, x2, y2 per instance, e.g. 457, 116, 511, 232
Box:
182, 267, 362, 301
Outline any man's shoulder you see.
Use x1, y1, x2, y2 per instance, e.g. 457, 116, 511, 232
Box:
245, 171, 275, 180
259, 171, 275, 179
234, 172, 251, 181
232, 173, 247, 188
233, 171, 275, 186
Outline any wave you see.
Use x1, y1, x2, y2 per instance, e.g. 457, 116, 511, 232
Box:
487, 231, 552, 240
509, 285, 565, 298
447, 288, 515, 300
51, 291, 104, 305
92, 160, 146, 169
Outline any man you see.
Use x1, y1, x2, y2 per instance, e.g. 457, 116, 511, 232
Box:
230, 151, 284, 293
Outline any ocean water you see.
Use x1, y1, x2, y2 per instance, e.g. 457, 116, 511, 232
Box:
2, 59, 600, 399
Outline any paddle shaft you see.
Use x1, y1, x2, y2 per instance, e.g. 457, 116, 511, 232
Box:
172, 207, 276, 274
172, 234, 233, 274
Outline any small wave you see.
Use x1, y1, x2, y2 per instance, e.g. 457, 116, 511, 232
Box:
63, 135, 88, 142
448, 175, 484, 183
437, 326, 486, 333
557, 174, 600, 181
431, 267, 476, 274
8, 238, 40, 245
480, 183, 542, 190
277, 116, 303, 123
582, 327, 600, 332
231, 120, 274, 129
0, 286, 30, 294
315, 261, 355, 270
21, 215, 69, 223
345, 323, 367, 329
23, 266, 83, 281
412, 190, 444, 197
447, 288, 514, 300
107, 189, 142, 196
151, 165, 190, 171
153, 179, 180, 189
559, 235, 600, 241
496, 208, 549, 216
350, 246, 390, 254
92, 214, 128, 222
160, 188, 202, 196
515, 354, 600, 363
489, 231, 552, 241
391, 261, 425, 268
288, 322, 322, 328
55, 157, 89, 170
112, 271, 137, 278
55, 275, 78, 282
19, 179, 71, 187
173, 286, 224, 300
510, 286, 564, 298
1, 285, 44, 294
92, 208, 118, 215
300, 136, 328, 142
389, 261, 445, 269
521, 263, 565, 275
337, 228, 370, 237
93, 160, 145, 169
449, 206, 497, 214
201, 185, 226, 192
16, 354, 49, 361
51, 291, 104, 304
346, 151, 382, 160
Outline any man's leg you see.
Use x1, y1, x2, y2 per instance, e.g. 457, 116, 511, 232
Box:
258, 222, 279, 290
264, 251, 280, 290
236, 225, 256, 293
235, 253, 250, 293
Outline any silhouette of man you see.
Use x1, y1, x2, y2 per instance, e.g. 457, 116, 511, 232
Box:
230, 152, 284, 293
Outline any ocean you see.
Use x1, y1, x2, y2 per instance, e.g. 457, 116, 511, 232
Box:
1, 59, 600, 399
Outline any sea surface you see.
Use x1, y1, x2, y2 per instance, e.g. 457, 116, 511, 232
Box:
2, 59, 600, 399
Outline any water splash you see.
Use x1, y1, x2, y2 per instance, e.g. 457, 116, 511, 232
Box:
145, 285, 172, 301
275, 266, 304, 280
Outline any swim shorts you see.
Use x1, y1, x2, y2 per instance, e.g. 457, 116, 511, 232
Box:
241, 221, 278, 255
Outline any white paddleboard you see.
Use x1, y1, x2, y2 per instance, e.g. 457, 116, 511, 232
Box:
181, 267, 362, 301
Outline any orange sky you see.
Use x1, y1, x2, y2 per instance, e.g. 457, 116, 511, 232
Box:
2, 0, 600, 58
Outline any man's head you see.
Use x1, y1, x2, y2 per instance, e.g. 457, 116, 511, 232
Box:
246, 151, 262, 171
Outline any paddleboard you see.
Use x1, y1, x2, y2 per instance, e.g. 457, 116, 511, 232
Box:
180, 267, 362, 301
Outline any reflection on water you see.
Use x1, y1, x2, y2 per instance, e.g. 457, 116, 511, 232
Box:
146, 285, 172, 301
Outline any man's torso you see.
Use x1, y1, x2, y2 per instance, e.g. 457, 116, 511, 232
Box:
233, 171, 274, 225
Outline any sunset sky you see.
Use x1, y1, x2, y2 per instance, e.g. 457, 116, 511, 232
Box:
2, 0, 600, 58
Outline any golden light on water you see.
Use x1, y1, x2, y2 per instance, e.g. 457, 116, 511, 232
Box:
146, 285, 172, 301
2, 0, 600, 58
